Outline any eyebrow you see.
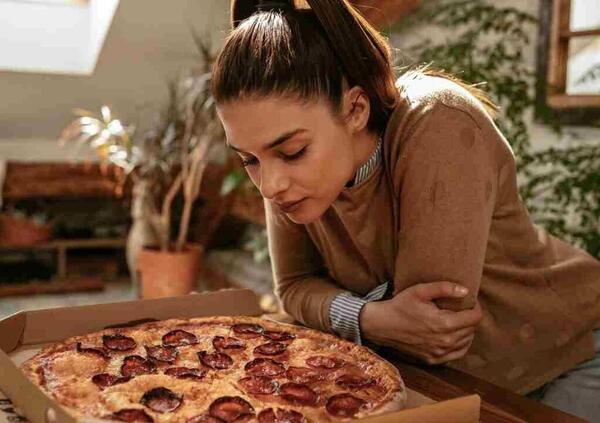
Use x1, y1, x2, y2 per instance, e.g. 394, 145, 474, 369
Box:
227, 128, 307, 154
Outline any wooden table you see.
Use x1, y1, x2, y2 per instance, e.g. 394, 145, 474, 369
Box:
380, 349, 587, 423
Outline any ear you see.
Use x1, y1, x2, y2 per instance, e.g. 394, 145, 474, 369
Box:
341, 85, 370, 135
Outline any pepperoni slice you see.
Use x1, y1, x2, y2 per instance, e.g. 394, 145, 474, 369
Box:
103, 334, 137, 351
306, 355, 344, 370
91, 373, 131, 389
213, 336, 246, 351
232, 323, 264, 338
187, 415, 224, 423
76, 342, 110, 359
140, 387, 183, 413
335, 374, 376, 389
280, 383, 318, 406
198, 351, 233, 370
162, 329, 198, 346
254, 342, 287, 356
239, 376, 278, 395
121, 355, 157, 377
145, 345, 178, 363
258, 408, 306, 423
104, 409, 154, 422
285, 366, 325, 384
164, 367, 206, 380
262, 331, 296, 342
208, 396, 255, 422
326, 393, 366, 418
244, 358, 285, 377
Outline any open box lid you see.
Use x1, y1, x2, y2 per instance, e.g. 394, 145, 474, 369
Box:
0, 289, 480, 423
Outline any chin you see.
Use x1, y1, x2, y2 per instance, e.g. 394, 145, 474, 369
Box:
284, 199, 328, 225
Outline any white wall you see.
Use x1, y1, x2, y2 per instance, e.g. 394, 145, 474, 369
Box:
0, 0, 229, 162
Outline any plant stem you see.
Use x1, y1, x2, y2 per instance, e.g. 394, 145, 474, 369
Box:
160, 172, 183, 251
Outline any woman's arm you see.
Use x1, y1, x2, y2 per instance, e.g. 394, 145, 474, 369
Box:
265, 198, 347, 333
362, 102, 502, 363
391, 102, 499, 309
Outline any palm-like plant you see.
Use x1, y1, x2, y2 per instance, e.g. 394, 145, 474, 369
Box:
59, 105, 138, 173
59, 36, 222, 253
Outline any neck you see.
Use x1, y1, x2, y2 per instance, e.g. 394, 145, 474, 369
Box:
353, 131, 379, 171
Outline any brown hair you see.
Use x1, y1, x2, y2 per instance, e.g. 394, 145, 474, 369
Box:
212, 0, 398, 134
212, 0, 497, 134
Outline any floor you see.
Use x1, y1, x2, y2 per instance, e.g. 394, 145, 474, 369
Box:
0, 249, 274, 320
0, 279, 136, 320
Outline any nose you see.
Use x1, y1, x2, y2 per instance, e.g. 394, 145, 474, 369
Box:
258, 161, 290, 200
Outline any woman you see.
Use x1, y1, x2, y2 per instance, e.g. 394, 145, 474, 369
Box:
211, 0, 600, 419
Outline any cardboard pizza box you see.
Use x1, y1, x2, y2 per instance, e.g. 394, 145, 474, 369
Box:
0, 288, 480, 423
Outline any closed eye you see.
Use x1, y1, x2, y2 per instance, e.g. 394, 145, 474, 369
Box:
240, 146, 307, 167
241, 156, 258, 167
281, 146, 307, 162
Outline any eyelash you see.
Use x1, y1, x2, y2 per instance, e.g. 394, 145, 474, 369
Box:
241, 147, 307, 168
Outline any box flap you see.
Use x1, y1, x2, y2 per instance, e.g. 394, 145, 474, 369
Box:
0, 348, 77, 423
21, 289, 261, 345
0, 311, 26, 353
361, 394, 481, 423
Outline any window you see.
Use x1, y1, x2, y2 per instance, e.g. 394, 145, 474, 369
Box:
536, 0, 600, 125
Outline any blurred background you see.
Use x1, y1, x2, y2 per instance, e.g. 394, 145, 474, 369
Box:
0, 0, 598, 319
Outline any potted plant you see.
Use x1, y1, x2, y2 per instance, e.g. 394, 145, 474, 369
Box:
59, 37, 226, 298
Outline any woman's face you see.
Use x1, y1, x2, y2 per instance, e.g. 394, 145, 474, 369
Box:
217, 94, 365, 224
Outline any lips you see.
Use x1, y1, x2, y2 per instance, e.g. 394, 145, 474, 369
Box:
277, 198, 305, 213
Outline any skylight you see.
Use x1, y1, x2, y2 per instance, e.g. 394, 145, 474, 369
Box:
0, 0, 118, 75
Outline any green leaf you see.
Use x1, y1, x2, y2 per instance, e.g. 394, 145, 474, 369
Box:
220, 169, 245, 196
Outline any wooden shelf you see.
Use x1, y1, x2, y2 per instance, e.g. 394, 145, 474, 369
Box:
2, 162, 126, 200
0, 239, 125, 276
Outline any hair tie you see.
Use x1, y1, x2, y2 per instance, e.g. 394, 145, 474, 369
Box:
256, 0, 292, 12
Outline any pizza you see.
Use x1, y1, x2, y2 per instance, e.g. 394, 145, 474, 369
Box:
20, 316, 406, 422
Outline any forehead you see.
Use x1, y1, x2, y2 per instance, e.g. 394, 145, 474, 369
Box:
216, 96, 334, 149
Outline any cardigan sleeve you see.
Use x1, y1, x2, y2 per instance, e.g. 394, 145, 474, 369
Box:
265, 198, 346, 333
266, 197, 391, 339
391, 102, 501, 311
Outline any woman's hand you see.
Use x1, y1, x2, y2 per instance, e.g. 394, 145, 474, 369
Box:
360, 281, 482, 365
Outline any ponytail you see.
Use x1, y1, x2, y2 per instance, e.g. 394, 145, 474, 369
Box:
304, 0, 399, 131
214, 0, 399, 134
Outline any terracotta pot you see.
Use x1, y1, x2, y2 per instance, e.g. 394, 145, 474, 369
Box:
0, 213, 52, 246
137, 243, 204, 299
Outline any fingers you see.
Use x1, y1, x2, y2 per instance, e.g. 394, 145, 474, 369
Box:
446, 333, 474, 352
431, 337, 475, 365
390, 333, 475, 366
413, 281, 469, 302
433, 327, 474, 348
437, 302, 483, 332
424, 334, 475, 365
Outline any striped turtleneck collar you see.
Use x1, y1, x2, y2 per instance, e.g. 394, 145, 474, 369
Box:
346, 137, 383, 188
